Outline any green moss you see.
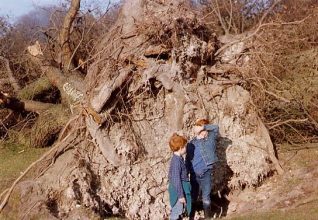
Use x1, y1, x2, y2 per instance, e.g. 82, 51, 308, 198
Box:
17, 77, 52, 100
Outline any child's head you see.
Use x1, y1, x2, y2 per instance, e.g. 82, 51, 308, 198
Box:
194, 118, 209, 137
195, 118, 209, 126
169, 133, 187, 153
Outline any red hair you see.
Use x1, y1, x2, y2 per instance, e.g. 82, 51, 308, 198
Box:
195, 119, 209, 126
169, 133, 187, 152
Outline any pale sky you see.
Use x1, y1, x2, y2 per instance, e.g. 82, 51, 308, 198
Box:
0, 0, 117, 22
0, 0, 58, 18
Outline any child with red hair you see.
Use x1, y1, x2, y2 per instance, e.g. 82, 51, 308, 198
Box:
186, 119, 219, 219
168, 133, 191, 220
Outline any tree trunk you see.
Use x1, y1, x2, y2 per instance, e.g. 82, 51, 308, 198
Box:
58, 0, 81, 71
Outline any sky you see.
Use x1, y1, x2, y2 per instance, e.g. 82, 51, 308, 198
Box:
0, 0, 117, 22
0, 0, 58, 19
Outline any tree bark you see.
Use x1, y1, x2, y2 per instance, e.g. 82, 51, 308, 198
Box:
0, 91, 54, 112
58, 0, 81, 71
91, 66, 133, 113
0, 78, 10, 87
85, 117, 123, 166
0, 56, 21, 92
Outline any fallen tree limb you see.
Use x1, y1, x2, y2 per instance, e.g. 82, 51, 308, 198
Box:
27, 41, 85, 104
268, 118, 309, 130
27, 54, 85, 104
0, 91, 54, 113
91, 67, 133, 113
0, 56, 21, 92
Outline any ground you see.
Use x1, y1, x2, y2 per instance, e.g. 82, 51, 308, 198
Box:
0, 142, 318, 219
225, 142, 318, 220
0, 141, 47, 193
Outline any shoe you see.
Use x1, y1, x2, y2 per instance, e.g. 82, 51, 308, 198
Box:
204, 207, 212, 219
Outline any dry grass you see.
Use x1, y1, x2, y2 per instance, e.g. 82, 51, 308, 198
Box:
0, 141, 48, 193
31, 105, 69, 147
228, 201, 318, 220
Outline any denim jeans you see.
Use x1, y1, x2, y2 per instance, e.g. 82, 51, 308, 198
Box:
190, 169, 212, 210
170, 200, 184, 220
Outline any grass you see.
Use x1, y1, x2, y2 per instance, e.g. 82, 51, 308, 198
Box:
0, 141, 48, 193
228, 199, 318, 220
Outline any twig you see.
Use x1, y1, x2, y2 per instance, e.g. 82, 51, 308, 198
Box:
268, 118, 308, 129
21, 201, 40, 220
68, 1, 112, 71
252, 81, 291, 103
215, 5, 309, 56
0, 189, 8, 201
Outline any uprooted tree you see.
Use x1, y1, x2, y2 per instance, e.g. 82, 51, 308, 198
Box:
0, 0, 317, 219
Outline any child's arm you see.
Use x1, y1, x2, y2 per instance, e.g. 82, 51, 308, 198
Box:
170, 158, 185, 200
204, 124, 219, 137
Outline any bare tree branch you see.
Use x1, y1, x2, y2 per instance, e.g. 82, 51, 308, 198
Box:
59, 0, 81, 71
0, 56, 21, 92
215, 0, 284, 56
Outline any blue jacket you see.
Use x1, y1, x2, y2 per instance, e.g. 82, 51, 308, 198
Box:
186, 124, 219, 175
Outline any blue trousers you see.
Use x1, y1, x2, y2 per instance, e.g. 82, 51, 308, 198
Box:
170, 200, 184, 220
190, 169, 212, 210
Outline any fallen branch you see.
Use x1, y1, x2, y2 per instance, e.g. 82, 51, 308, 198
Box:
268, 118, 309, 130
214, 1, 311, 57
0, 91, 55, 113
91, 66, 133, 113
0, 56, 21, 92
